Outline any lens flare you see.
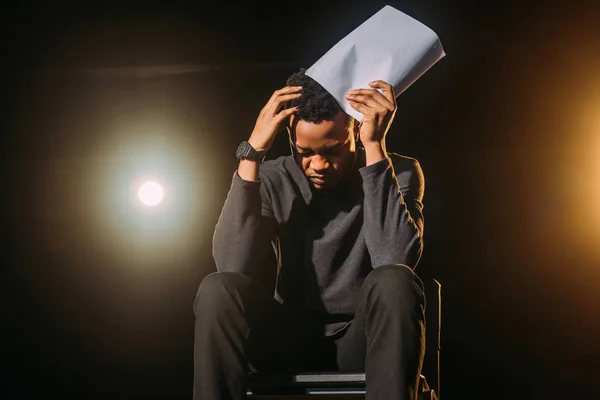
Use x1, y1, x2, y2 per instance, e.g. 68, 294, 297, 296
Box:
138, 181, 164, 206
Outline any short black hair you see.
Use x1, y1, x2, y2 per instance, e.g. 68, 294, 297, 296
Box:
285, 68, 343, 123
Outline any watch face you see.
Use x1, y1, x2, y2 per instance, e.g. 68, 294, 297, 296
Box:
236, 141, 251, 159
236, 141, 264, 161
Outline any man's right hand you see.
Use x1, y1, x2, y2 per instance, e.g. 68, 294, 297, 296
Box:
248, 86, 302, 153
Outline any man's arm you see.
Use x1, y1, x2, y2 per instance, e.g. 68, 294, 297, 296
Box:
346, 80, 424, 268
213, 85, 300, 276
360, 156, 424, 268
212, 171, 277, 276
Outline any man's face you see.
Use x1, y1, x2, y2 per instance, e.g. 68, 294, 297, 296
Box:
289, 112, 357, 190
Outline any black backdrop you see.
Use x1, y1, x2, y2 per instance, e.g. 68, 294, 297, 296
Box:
2, 1, 600, 399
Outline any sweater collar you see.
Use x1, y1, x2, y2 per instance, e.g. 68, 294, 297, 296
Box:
283, 155, 313, 205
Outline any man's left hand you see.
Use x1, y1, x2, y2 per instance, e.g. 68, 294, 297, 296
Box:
345, 80, 397, 146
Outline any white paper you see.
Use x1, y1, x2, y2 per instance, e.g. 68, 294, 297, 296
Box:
306, 5, 445, 121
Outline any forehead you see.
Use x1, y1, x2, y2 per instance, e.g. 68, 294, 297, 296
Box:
291, 113, 350, 146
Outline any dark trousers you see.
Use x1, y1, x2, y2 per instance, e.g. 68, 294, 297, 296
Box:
193, 264, 426, 400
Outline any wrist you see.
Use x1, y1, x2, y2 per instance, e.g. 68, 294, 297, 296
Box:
248, 136, 268, 153
362, 141, 387, 166
238, 159, 260, 182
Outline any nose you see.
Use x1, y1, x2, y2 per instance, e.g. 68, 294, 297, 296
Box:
310, 154, 330, 173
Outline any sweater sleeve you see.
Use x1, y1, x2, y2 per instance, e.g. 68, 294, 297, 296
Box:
212, 171, 277, 276
360, 156, 425, 269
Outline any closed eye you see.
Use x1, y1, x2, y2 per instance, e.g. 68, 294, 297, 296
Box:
321, 148, 338, 157
296, 147, 341, 158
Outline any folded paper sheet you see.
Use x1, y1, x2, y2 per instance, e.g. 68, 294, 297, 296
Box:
306, 5, 445, 121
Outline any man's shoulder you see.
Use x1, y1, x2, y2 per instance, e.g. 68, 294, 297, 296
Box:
260, 155, 291, 172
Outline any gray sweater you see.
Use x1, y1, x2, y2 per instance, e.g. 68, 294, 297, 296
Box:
213, 151, 424, 335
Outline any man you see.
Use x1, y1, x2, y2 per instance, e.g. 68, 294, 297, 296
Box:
194, 68, 426, 400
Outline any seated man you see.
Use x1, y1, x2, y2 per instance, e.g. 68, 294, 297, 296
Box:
193, 68, 426, 400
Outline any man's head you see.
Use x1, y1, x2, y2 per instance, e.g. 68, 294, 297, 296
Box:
285, 69, 358, 190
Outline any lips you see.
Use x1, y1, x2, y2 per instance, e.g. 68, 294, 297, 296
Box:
309, 175, 329, 185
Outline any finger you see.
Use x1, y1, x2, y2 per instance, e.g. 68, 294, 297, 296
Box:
276, 106, 299, 121
347, 100, 373, 116
347, 88, 394, 111
345, 92, 389, 113
274, 92, 302, 104
277, 85, 303, 95
348, 88, 394, 111
266, 86, 302, 109
268, 93, 302, 114
369, 80, 396, 105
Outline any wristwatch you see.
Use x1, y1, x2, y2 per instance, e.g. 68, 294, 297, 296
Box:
236, 140, 265, 162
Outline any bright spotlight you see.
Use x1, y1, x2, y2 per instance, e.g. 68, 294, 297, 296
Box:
138, 181, 164, 206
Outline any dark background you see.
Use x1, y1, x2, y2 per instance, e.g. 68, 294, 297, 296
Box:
2, 1, 600, 399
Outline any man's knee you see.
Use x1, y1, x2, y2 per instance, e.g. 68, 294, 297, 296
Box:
363, 264, 425, 305
193, 271, 255, 315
